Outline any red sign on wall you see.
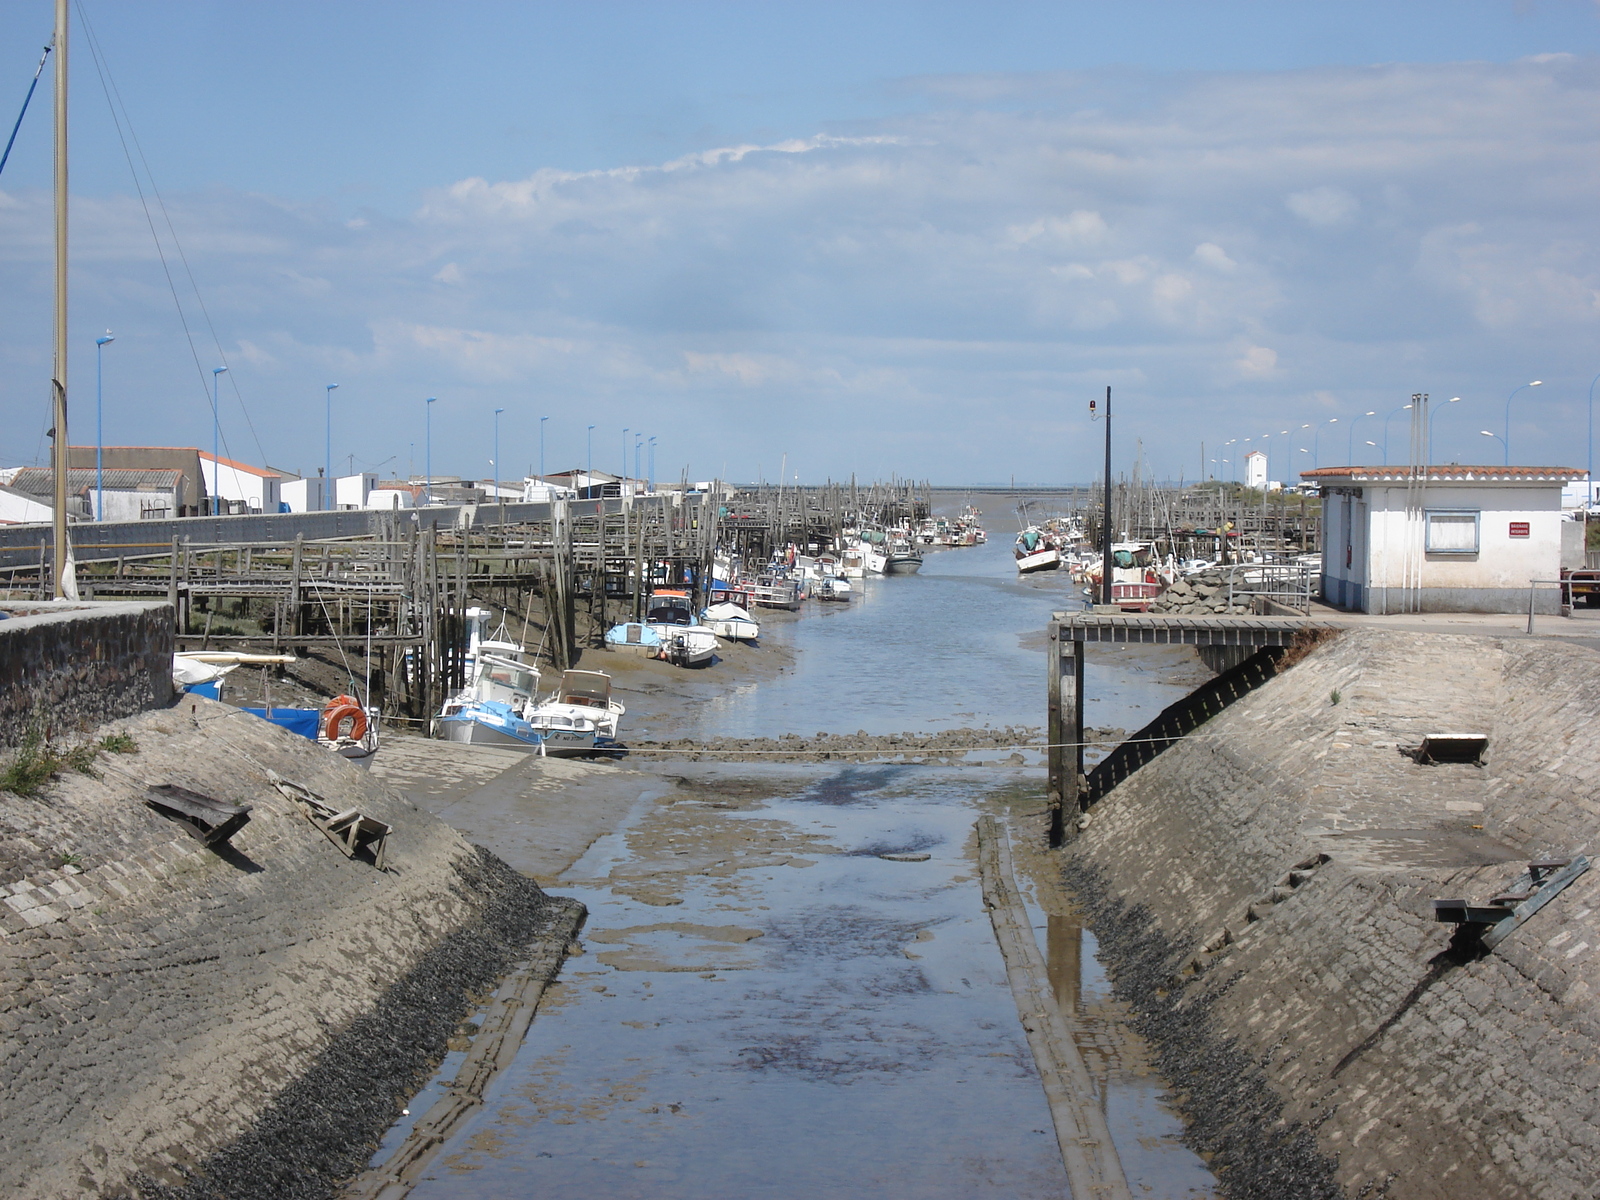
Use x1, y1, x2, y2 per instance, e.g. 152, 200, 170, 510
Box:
1508, 521, 1530, 538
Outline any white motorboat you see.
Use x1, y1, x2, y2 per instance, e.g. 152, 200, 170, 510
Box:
815, 576, 853, 601
839, 547, 866, 578
525, 669, 625, 755
434, 639, 544, 747
1015, 528, 1062, 574
700, 601, 761, 640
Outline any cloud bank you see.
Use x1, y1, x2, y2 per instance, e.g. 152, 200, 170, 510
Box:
3, 57, 1600, 482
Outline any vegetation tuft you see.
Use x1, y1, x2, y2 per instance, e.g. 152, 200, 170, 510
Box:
99, 732, 139, 755
0, 728, 104, 797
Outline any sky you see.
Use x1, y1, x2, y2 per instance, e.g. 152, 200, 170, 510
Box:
3, 1, 1600, 487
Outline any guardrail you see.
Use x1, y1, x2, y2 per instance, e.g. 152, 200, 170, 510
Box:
1224, 560, 1317, 615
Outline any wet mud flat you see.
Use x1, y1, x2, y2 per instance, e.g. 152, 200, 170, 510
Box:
365, 761, 1218, 1200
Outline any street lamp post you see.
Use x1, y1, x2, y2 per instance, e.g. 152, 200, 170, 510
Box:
1588, 372, 1600, 486
1347, 411, 1377, 464
539, 415, 548, 482
1504, 380, 1541, 464
1481, 429, 1508, 464
634, 435, 642, 487
425, 397, 436, 505
586, 424, 595, 495
493, 407, 505, 523
621, 427, 629, 487
1311, 418, 1337, 469
95, 332, 113, 519
324, 383, 338, 510
211, 366, 228, 514
648, 436, 656, 492
1427, 396, 1459, 464
1383, 403, 1413, 466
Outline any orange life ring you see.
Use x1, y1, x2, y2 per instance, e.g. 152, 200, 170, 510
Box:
322, 695, 367, 741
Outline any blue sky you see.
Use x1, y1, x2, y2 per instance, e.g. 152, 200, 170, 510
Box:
3, 2, 1600, 485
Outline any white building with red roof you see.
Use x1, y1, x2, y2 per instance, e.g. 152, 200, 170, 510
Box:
1301, 464, 1587, 614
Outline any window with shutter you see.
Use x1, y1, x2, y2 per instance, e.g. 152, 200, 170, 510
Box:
1425, 510, 1479, 554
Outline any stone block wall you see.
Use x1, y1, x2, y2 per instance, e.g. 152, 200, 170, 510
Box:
0, 600, 174, 749
0, 700, 578, 1200
1064, 628, 1600, 1200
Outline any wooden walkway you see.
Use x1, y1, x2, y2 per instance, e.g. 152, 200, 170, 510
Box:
1044, 610, 1337, 843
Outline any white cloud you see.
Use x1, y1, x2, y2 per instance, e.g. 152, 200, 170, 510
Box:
6, 57, 1600, 479
1286, 187, 1360, 228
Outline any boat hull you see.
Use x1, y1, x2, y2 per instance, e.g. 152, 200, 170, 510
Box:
437, 713, 544, 750
884, 554, 923, 574
1016, 548, 1062, 573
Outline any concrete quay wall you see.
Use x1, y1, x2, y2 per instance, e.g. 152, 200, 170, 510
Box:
0, 700, 580, 1200
1064, 628, 1600, 1200
0, 600, 174, 749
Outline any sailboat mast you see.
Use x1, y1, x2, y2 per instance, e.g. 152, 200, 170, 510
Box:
50, 0, 69, 596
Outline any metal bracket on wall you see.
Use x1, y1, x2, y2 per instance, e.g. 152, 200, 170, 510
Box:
1433, 855, 1590, 950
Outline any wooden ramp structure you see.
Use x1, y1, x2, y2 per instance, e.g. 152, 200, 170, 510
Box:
1045, 612, 1337, 845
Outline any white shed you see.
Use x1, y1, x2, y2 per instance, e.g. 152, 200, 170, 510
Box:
1302, 465, 1586, 614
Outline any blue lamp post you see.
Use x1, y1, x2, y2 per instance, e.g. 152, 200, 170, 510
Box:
425, 397, 437, 504
1382, 402, 1412, 466
95, 332, 113, 519
211, 366, 228, 514
1481, 429, 1508, 464
1587, 372, 1600, 485
1427, 396, 1459, 464
621, 427, 629, 484
1504, 380, 1541, 464
586, 424, 595, 494
539, 415, 548, 482
1347, 411, 1377, 464
648, 436, 656, 492
1311, 417, 1337, 469
634, 434, 642, 487
493, 407, 504, 506
324, 384, 338, 510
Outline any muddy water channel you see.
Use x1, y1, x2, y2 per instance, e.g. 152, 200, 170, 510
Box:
388, 538, 1220, 1198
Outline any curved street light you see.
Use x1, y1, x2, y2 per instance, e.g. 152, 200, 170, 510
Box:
1504, 380, 1541, 464
95, 332, 113, 520
1427, 396, 1459, 465
425, 397, 437, 505
324, 384, 339, 511
1311, 417, 1338, 469
1347, 410, 1377, 464
1481, 429, 1509, 466
1383, 402, 1413, 466
211, 367, 228, 514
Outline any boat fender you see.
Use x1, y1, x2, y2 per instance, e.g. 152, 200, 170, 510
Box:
322, 695, 368, 741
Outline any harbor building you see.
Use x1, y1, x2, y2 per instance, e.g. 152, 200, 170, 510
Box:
199, 451, 283, 515
1302, 464, 1586, 614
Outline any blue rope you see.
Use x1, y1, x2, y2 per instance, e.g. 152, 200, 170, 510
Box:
0, 44, 51, 180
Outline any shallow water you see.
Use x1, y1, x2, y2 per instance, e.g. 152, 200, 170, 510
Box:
675, 536, 1204, 741
388, 538, 1220, 1199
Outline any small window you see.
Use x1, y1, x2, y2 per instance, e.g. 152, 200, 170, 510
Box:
1426, 509, 1479, 554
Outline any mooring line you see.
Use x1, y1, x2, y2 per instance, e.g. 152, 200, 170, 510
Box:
976, 814, 1134, 1200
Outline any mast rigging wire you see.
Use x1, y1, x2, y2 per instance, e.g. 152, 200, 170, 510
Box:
74, 2, 270, 471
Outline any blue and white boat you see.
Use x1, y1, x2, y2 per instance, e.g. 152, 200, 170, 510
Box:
436, 700, 545, 750
434, 638, 546, 750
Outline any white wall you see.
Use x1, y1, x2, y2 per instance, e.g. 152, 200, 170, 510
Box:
282, 477, 326, 513
1246, 452, 1267, 490
200, 456, 281, 513
0, 488, 53, 524
93, 489, 181, 522
1364, 482, 1562, 593
365, 488, 414, 510
335, 473, 376, 509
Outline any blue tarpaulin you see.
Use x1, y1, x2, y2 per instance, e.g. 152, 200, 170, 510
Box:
241, 707, 321, 741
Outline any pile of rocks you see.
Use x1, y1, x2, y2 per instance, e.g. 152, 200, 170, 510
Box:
1151, 569, 1251, 615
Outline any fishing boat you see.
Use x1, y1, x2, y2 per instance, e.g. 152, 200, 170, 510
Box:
700, 601, 761, 640
434, 641, 544, 748
524, 669, 625, 755
1015, 527, 1062, 574
815, 575, 853, 601
883, 544, 923, 574
747, 576, 803, 610
436, 700, 545, 750
839, 547, 867, 578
